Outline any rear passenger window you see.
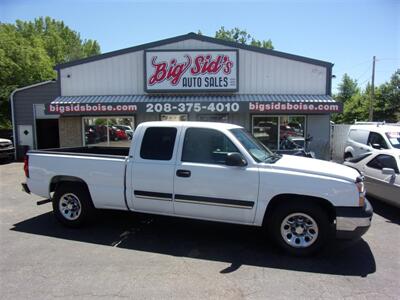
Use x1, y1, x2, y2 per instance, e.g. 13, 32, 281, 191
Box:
182, 128, 239, 164
140, 127, 177, 160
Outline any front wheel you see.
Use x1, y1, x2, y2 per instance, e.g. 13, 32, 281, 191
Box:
344, 152, 353, 161
270, 202, 331, 256
52, 182, 94, 227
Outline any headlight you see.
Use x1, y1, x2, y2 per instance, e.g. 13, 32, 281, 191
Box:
355, 176, 365, 206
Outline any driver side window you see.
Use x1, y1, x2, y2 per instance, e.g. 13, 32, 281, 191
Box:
366, 154, 399, 173
367, 132, 388, 149
182, 128, 239, 164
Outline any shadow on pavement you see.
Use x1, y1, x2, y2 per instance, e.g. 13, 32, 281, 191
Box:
11, 210, 376, 277
368, 196, 400, 225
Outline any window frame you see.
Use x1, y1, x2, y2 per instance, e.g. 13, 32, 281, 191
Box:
196, 114, 229, 123
160, 114, 188, 122
251, 115, 307, 150
82, 116, 135, 147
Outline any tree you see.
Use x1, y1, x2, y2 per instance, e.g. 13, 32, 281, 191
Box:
373, 69, 400, 122
336, 73, 360, 103
0, 17, 101, 129
215, 26, 274, 49
332, 70, 400, 124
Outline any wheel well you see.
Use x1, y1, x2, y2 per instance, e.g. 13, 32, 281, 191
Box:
344, 152, 353, 158
263, 194, 336, 225
49, 176, 89, 194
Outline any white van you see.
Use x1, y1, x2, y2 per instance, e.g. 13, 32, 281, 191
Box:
344, 123, 400, 160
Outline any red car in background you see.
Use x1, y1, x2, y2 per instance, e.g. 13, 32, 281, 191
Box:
280, 125, 297, 139
113, 127, 128, 140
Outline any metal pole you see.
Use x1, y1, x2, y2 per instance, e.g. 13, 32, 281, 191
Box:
369, 56, 376, 121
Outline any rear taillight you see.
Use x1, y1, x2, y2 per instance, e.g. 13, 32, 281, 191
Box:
24, 155, 29, 178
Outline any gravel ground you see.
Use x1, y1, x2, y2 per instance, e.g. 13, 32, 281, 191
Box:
1, 161, 399, 299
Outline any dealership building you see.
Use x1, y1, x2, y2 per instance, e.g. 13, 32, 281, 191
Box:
11, 32, 341, 159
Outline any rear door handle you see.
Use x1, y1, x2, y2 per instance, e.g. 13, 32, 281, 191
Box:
176, 169, 191, 178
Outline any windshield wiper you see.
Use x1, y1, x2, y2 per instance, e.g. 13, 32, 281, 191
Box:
264, 152, 282, 163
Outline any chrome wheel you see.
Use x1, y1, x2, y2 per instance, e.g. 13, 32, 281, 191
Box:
59, 193, 82, 221
280, 213, 319, 248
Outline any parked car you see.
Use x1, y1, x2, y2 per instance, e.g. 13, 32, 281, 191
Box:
112, 126, 128, 140
23, 121, 372, 256
114, 125, 134, 139
344, 123, 400, 160
344, 150, 399, 207
0, 138, 14, 161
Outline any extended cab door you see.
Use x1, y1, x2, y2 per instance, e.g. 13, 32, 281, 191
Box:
131, 126, 180, 214
173, 127, 259, 224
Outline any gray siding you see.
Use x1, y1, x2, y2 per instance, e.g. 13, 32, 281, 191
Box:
13, 81, 60, 156
60, 39, 328, 96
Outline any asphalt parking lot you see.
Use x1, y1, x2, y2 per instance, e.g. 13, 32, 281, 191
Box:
0, 162, 399, 299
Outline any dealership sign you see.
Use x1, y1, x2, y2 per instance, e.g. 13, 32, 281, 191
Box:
46, 101, 342, 115
144, 50, 238, 92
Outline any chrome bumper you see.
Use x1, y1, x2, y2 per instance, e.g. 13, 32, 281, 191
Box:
336, 199, 373, 239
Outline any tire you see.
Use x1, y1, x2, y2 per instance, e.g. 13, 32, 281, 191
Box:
344, 152, 352, 161
270, 202, 331, 256
52, 182, 94, 228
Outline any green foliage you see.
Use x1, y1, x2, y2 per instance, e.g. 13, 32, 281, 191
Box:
0, 17, 101, 129
336, 73, 360, 103
215, 26, 274, 49
373, 70, 400, 122
333, 70, 400, 124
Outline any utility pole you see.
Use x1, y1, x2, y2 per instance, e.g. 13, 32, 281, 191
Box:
369, 56, 376, 121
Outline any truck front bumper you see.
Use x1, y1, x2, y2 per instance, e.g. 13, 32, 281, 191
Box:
336, 199, 373, 240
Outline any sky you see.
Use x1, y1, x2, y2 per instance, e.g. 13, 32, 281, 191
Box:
1, 0, 399, 93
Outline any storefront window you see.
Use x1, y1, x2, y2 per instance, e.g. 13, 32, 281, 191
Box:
197, 114, 228, 123
160, 114, 188, 121
252, 116, 279, 150
252, 115, 306, 151
83, 117, 135, 147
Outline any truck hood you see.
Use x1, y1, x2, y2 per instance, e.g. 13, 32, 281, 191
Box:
268, 155, 360, 182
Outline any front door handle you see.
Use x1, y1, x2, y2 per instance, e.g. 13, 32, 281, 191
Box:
176, 169, 191, 178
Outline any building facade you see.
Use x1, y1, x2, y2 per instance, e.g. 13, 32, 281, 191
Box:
12, 33, 341, 159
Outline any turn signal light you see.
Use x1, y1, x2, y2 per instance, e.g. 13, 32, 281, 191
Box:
23, 155, 29, 178
355, 176, 365, 206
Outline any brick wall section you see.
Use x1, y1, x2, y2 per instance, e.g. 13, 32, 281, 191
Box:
59, 117, 82, 147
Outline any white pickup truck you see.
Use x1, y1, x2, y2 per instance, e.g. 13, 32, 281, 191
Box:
23, 121, 372, 255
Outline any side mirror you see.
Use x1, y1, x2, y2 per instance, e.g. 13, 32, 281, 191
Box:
371, 143, 381, 150
382, 168, 396, 176
226, 152, 247, 167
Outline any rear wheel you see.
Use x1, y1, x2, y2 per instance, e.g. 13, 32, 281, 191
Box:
52, 182, 94, 227
270, 202, 331, 256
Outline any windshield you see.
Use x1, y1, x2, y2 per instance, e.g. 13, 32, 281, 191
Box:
386, 132, 400, 149
230, 128, 274, 162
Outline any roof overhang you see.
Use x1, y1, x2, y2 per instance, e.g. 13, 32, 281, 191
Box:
46, 94, 342, 116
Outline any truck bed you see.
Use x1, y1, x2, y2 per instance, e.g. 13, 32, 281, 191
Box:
30, 146, 130, 158
27, 146, 129, 209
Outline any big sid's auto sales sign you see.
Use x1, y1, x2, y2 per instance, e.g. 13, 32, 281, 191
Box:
144, 50, 238, 92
